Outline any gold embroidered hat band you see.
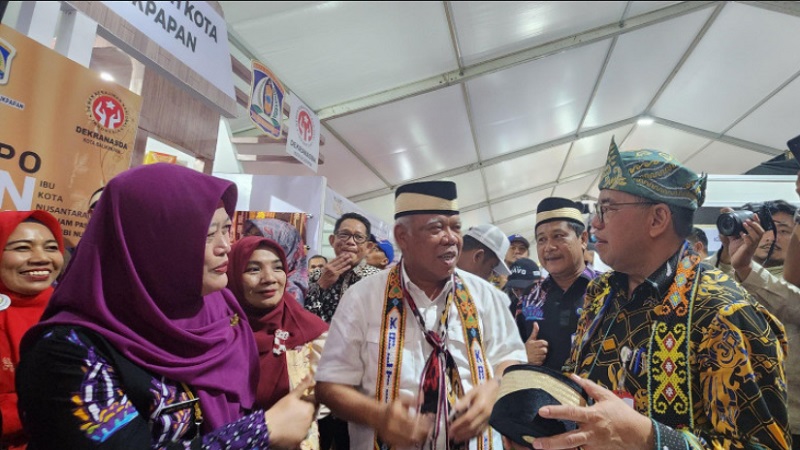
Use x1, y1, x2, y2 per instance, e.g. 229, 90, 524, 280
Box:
535, 197, 585, 230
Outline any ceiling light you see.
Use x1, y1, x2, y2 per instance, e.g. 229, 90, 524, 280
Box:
100, 72, 115, 82
637, 117, 654, 126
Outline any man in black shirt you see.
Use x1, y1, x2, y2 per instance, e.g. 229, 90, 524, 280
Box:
516, 197, 597, 370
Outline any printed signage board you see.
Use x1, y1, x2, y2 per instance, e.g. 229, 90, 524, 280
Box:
285, 93, 319, 173
0, 24, 142, 247
102, 1, 235, 98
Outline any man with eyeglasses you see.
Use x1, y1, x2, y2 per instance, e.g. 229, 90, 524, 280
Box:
306, 212, 380, 324
533, 139, 789, 450
305, 212, 380, 450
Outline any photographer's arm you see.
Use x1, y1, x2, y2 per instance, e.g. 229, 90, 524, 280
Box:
728, 219, 800, 323
782, 174, 800, 286
783, 224, 800, 287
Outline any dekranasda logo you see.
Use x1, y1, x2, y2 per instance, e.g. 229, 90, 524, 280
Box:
86, 91, 129, 132
295, 105, 314, 145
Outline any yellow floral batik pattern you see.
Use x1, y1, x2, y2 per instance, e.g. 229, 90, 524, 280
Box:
567, 246, 789, 449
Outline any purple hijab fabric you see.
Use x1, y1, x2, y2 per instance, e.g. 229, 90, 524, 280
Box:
245, 218, 308, 305
23, 163, 259, 431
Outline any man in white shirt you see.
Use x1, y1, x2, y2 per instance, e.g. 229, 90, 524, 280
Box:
316, 180, 526, 450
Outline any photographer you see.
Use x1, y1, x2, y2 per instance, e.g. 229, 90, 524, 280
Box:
783, 171, 800, 287
712, 199, 799, 447
709, 200, 800, 298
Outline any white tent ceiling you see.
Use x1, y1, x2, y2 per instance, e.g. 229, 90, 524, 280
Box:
219, 1, 800, 240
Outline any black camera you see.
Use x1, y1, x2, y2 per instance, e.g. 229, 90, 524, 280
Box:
716, 203, 775, 237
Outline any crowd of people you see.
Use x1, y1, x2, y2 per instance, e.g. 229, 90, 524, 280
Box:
0, 138, 797, 449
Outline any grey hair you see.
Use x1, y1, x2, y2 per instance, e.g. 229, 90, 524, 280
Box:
395, 216, 414, 236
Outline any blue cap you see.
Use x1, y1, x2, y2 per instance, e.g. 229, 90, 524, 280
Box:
376, 239, 394, 263
508, 234, 530, 249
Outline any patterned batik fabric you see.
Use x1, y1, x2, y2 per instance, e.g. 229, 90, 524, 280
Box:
305, 260, 381, 323
565, 246, 790, 449
17, 326, 272, 450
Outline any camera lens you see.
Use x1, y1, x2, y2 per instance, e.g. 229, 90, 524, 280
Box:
717, 214, 737, 236
716, 210, 755, 236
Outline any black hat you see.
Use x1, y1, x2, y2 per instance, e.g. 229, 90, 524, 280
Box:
505, 258, 541, 290
535, 197, 584, 230
394, 181, 458, 219
490, 365, 590, 449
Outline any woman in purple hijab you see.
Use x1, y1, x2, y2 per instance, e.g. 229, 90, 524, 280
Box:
16, 164, 315, 449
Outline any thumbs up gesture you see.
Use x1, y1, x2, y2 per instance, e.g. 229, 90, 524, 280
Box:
525, 322, 548, 366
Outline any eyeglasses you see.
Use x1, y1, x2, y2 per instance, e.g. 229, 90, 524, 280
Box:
334, 232, 368, 244
594, 201, 657, 224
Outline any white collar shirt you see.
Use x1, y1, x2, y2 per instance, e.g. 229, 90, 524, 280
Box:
316, 264, 526, 450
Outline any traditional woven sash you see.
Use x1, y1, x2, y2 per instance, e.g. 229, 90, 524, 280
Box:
647, 244, 700, 430
375, 264, 492, 450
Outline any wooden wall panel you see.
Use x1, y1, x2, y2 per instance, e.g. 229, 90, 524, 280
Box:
137, 67, 220, 163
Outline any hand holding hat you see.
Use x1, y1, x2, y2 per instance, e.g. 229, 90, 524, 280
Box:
532, 374, 654, 450
489, 365, 589, 448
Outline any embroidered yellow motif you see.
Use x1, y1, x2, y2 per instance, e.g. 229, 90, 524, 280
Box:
650, 322, 689, 415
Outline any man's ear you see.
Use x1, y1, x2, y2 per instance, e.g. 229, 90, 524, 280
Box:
473, 248, 486, 263
580, 230, 589, 250
394, 222, 409, 251
649, 204, 672, 238
328, 233, 336, 247
692, 240, 704, 254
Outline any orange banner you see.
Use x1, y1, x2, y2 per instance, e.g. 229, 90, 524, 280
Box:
0, 25, 141, 247
144, 151, 178, 165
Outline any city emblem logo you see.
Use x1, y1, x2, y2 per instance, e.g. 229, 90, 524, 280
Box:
0, 37, 16, 85
249, 60, 285, 139
295, 104, 314, 145
86, 91, 129, 132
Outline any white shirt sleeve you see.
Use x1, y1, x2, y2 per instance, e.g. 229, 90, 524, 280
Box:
315, 284, 367, 386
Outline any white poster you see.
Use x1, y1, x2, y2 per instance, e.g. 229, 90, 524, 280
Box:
324, 187, 391, 241
101, 1, 235, 99
286, 92, 320, 172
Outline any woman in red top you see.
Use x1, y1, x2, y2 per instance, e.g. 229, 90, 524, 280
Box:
0, 211, 64, 449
